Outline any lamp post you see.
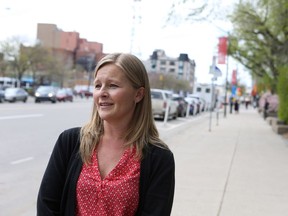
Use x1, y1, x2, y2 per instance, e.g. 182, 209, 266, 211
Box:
223, 54, 229, 118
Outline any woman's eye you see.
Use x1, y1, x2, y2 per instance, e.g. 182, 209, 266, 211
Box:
110, 84, 118, 88
95, 84, 101, 89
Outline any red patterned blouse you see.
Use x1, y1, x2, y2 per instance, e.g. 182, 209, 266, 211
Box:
76, 147, 140, 216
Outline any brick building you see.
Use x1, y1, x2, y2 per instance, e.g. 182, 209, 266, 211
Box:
37, 23, 105, 85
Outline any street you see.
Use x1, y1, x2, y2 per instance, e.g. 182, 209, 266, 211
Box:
0, 97, 209, 216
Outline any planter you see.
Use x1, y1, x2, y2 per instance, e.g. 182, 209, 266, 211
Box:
271, 118, 288, 135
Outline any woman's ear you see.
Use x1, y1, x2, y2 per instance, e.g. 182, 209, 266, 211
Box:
135, 87, 145, 103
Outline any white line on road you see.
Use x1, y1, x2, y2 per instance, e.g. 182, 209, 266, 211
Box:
0, 114, 43, 120
10, 157, 34, 165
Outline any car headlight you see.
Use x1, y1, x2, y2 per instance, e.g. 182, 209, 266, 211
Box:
48, 93, 54, 97
35, 92, 40, 97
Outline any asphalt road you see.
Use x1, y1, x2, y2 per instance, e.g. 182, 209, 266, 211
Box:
0, 96, 209, 216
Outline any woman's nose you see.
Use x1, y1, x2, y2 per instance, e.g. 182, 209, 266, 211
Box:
99, 87, 108, 97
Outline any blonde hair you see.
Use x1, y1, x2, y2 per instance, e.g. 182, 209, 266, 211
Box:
79, 53, 167, 164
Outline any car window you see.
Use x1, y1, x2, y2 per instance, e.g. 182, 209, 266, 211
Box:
165, 93, 172, 99
151, 91, 163, 99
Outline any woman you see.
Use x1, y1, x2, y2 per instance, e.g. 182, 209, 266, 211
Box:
37, 53, 175, 216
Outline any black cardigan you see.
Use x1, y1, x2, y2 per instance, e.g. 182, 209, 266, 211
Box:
37, 127, 175, 216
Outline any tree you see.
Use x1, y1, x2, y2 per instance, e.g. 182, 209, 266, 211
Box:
228, 0, 288, 123
0, 52, 8, 77
228, 0, 288, 93
165, 0, 228, 25
148, 72, 192, 92
0, 37, 31, 83
24, 43, 53, 85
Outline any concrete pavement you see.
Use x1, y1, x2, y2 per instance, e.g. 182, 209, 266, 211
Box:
168, 106, 288, 216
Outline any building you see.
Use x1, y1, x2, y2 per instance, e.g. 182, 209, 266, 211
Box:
147, 49, 196, 90
37, 23, 105, 85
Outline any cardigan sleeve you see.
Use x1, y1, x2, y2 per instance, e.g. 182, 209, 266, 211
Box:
37, 128, 80, 216
138, 146, 175, 216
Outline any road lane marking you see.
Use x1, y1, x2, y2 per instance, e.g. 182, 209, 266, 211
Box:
10, 157, 34, 165
0, 114, 43, 120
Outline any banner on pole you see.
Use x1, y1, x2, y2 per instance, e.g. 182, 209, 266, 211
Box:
231, 69, 237, 85
218, 37, 228, 64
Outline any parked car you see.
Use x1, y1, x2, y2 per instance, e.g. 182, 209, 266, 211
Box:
74, 85, 93, 98
34, 86, 58, 103
187, 94, 205, 112
0, 89, 4, 103
184, 97, 199, 115
151, 88, 178, 120
172, 94, 188, 117
56, 88, 74, 102
4, 87, 28, 103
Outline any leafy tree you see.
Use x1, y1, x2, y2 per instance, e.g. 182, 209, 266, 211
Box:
228, 0, 288, 122
23, 43, 53, 85
165, 0, 228, 25
228, 0, 288, 93
0, 52, 8, 77
277, 66, 288, 124
0, 37, 31, 83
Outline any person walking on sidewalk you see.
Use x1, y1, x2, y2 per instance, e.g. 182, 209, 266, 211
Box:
37, 53, 175, 216
229, 96, 234, 114
234, 99, 240, 114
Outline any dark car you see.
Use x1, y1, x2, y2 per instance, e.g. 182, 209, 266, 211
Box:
172, 95, 188, 117
35, 86, 58, 103
56, 88, 73, 102
4, 87, 28, 103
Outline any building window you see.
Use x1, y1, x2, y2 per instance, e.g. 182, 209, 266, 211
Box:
169, 61, 175, 66
169, 68, 175, 73
178, 61, 184, 69
160, 60, 166, 65
196, 87, 201, 92
205, 88, 211, 93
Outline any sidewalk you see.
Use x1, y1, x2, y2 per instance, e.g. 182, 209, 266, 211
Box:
168, 107, 288, 216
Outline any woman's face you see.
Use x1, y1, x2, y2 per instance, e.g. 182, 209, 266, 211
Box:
93, 64, 142, 124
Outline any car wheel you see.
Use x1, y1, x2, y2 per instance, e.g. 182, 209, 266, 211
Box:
23, 97, 27, 103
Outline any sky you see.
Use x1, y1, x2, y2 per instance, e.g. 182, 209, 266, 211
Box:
0, 0, 252, 87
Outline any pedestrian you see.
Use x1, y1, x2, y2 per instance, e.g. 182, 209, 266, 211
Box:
234, 99, 239, 114
229, 96, 234, 114
263, 97, 270, 119
37, 53, 175, 216
245, 96, 250, 109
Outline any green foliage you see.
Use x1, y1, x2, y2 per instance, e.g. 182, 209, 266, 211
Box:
228, 0, 288, 94
0, 38, 71, 86
277, 66, 288, 124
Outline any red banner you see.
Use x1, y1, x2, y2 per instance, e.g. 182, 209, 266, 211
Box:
231, 69, 237, 85
218, 37, 228, 64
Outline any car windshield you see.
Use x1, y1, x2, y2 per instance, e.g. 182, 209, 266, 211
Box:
37, 86, 54, 93
57, 89, 66, 94
5, 88, 17, 93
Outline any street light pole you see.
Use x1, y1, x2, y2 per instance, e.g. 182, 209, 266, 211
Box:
223, 55, 229, 118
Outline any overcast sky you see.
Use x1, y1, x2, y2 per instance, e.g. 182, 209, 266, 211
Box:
0, 0, 251, 87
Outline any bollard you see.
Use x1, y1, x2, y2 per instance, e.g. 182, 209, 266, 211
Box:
163, 99, 170, 126
186, 101, 191, 118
